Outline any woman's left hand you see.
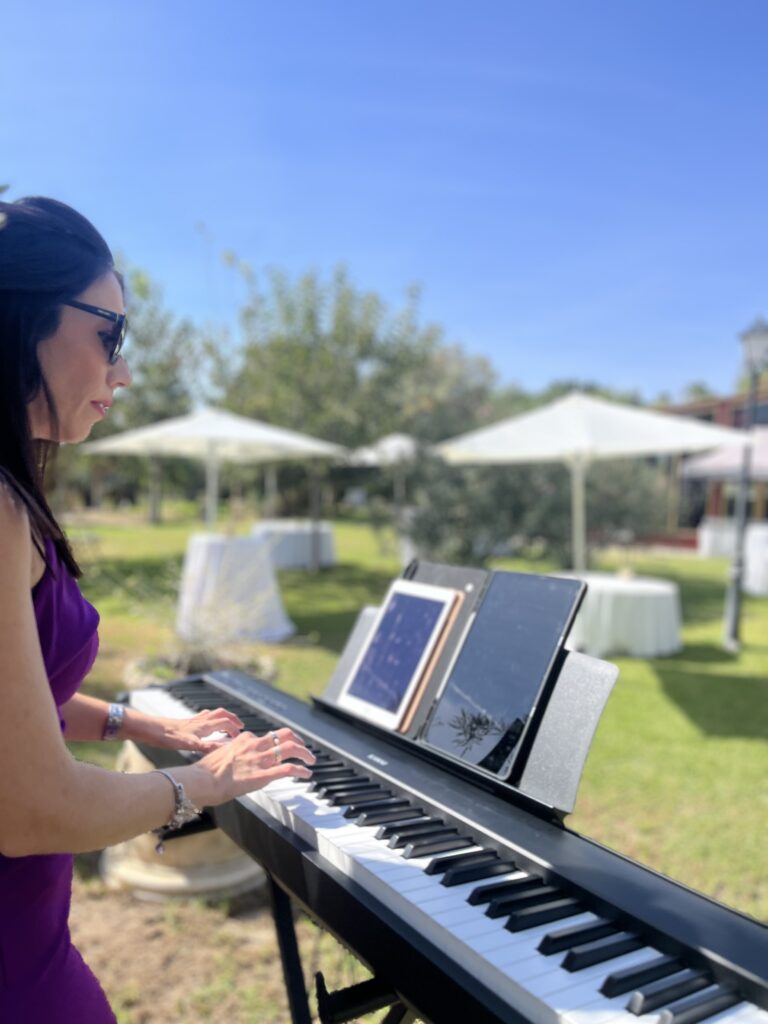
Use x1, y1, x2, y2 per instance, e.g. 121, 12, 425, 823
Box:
155, 708, 244, 754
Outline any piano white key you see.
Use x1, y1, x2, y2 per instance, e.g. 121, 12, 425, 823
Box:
130, 688, 194, 718
706, 1005, 768, 1024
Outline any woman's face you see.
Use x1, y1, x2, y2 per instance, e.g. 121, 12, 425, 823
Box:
27, 272, 132, 443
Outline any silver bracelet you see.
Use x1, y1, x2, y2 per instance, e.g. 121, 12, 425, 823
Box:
150, 769, 202, 854
101, 702, 125, 741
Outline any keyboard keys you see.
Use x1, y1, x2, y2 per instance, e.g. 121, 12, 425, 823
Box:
539, 918, 618, 956
628, 969, 712, 1015
562, 932, 644, 972
377, 817, 445, 842
601, 952, 681, 996
487, 884, 563, 919
506, 896, 584, 932
659, 988, 742, 1024
358, 806, 424, 827
442, 859, 517, 887
425, 850, 498, 876
136, 681, 759, 1024
403, 835, 475, 858
469, 874, 544, 906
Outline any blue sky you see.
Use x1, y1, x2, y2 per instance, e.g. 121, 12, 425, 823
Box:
2, 0, 766, 402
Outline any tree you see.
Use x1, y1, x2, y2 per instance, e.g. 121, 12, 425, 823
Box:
211, 265, 495, 447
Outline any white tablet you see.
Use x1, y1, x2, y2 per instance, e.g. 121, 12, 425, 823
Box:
337, 578, 459, 730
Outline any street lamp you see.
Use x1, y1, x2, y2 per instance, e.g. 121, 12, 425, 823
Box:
723, 316, 768, 652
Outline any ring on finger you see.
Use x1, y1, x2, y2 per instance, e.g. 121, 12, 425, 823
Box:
269, 730, 280, 746
274, 743, 281, 764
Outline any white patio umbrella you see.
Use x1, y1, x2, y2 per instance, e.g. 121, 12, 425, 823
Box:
346, 433, 421, 506
435, 392, 746, 571
347, 432, 420, 466
84, 406, 346, 525
681, 426, 768, 482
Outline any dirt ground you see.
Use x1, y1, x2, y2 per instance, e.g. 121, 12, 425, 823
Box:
69, 873, 373, 1024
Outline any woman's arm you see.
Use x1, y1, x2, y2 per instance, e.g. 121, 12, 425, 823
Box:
61, 692, 244, 753
0, 489, 314, 858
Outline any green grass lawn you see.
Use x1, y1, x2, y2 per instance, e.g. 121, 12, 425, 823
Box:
69, 511, 768, 922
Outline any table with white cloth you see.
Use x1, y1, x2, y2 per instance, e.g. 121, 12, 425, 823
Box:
560, 571, 682, 659
176, 532, 296, 646
697, 517, 738, 558
250, 519, 336, 570
697, 518, 768, 595
743, 523, 768, 596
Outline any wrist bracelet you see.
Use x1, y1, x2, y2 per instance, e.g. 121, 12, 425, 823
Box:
150, 769, 202, 854
102, 702, 125, 741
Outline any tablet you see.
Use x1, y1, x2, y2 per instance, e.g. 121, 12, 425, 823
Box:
337, 579, 459, 730
421, 572, 585, 781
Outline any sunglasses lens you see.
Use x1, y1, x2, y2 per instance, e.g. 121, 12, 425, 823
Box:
108, 319, 127, 364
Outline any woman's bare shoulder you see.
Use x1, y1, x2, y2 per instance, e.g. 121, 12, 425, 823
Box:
0, 475, 35, 575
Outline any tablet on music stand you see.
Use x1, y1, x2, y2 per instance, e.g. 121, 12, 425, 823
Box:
336, 579, 459, 730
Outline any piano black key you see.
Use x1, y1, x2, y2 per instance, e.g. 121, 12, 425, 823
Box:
399, 827, 460, 848
468, 874, 543, 906
358, 806, 424, 827
378, 818, 445, 843
328, 787, 390, 806
403, 835, 474, 859
505, 896, 583, 932
601, 953, 682, 997
350, 797, 411, 815
561, 932, 644, 971
658, 988, 741, 1024
628, 969, 712, 1015
307, 769, 357, 787
389, 826, 455, 850
425, 850, 499, 876
441, 859, 516, 887
486, 884, 562, 919
539, 917, 618, 955
313, 782, 370, 798
343, 795, 410, 818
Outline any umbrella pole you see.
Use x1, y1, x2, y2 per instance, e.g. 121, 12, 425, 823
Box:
205, 454, 220, 528
570, 458, 588, 573
308, 466, 321, 572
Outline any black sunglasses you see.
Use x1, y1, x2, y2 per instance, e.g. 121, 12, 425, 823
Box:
63, 298, 127, 365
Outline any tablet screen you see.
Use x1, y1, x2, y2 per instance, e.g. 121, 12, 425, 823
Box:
337, 579, 458, 729
422, 572, 584, 780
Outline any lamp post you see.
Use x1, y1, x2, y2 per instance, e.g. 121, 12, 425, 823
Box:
723, 316, 768, 652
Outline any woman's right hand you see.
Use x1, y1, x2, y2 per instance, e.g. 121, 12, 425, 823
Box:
191, 727, 315, 805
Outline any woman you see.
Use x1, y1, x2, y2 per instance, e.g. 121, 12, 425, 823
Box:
0, 197, 315, 1021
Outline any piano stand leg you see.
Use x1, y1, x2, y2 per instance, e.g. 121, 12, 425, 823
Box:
380, 1007, 417, 1024
267, 873, 313, 1024
315, 971, 418, 1024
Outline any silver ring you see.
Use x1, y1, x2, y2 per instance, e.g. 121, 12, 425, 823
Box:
270, 730, 280, 745
274, 743, 281, 764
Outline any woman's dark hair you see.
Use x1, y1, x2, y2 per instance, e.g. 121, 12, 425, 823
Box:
0, 196, 117, 577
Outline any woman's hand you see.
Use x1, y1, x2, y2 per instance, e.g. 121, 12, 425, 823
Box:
192, 727, 315, 804
153, 708, 245, 754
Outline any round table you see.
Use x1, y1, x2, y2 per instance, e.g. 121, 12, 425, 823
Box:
560, 571, 682, 659
176, 532, 296, 646
744, 524, 768, 596
250, 519, 336, 570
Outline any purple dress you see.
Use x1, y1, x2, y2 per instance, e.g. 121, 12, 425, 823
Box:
0, 539, 116, 1023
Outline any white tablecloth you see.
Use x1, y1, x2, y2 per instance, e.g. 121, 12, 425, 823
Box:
250, 519, 335, 570
744, 524, 768, 596
177, 533, 295, 646
698, 518, 768, 595
560, 572, 682, 658
697, 517, 738, 558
